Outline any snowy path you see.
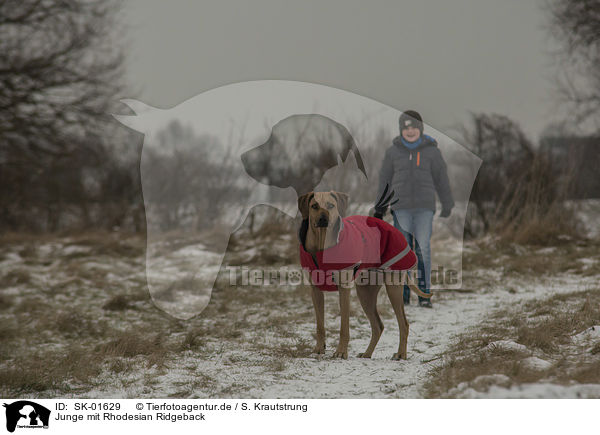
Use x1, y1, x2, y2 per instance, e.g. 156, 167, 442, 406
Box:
81, 258, 593, 400
236, 274, 595, 398
235, 291, 496, 398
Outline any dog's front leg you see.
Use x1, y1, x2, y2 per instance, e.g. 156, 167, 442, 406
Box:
333, 285, 351, 359
310, 286, 326, 354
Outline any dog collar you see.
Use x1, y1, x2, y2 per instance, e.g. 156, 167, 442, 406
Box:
297, 216, 345, 249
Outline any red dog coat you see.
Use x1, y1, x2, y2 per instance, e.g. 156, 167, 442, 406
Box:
299, 216, 417, 291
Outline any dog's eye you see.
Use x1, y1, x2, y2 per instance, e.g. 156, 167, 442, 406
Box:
326, 203, 334, 209
311, 203, 319, 210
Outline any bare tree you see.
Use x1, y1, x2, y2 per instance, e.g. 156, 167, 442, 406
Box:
142, 121, 251, 232
548, 0, 600, 127
459, 112, 581, 243
0, 0, 128, 231
459, 113, 534, 235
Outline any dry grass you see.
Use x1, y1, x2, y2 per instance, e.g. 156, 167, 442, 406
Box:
102, 294, 132, 311
498, 203, 582, 246
0, 231, 178, 396
168, 373, 216, 398
97, 330, 169, 366
492, 155, 583, 246
179, 327, 207, 351
268, 337, 314, 359
463, 238, 600, 277
1, 269, 32, 288
515, 294, 599, 353
424, 289, 600, 398
51, 311, 109, 339
0, 305, 174, 395
224, 207, 298, 266
0, 346, 103, 395
0, 226, 313, 397
0, 293, 13, 309
1, 222, 597, 398
225, 231, 297, 266
0, 232, 57, 245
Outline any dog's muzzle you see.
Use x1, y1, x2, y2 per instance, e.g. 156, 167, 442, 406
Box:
316, 215, 329, 227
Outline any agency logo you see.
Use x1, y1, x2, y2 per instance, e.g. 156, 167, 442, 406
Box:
3, 401, 50, 433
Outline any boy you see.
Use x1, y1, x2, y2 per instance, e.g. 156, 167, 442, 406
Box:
374, 110, 454, 308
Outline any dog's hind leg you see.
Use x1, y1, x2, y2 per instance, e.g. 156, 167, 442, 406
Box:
310, 286, 326, 354
385, 282, 410, 360
355, 284, 384, 358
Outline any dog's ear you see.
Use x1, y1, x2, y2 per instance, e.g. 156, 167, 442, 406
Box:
297, 192, 314, 220
331, 191, 349, 217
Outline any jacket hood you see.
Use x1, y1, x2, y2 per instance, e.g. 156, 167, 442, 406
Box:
393, 134, 438, 151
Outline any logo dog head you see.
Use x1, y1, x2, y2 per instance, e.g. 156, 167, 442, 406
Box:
3, 401, 50, 433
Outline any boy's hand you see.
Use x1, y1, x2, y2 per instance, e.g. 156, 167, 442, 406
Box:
369, 207, 385, 219
373, 184, 396, 220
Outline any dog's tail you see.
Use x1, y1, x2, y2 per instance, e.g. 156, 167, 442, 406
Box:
407, 282, 433, 299
405, 263, 432, 298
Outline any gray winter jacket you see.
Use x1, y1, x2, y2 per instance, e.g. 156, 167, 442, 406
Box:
377, 135, 454, 213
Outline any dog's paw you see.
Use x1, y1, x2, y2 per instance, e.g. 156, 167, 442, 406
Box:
391, 352, 407, 361
313, 343, 326, 354
357, 352, 372, 358
333, 349, 348, 359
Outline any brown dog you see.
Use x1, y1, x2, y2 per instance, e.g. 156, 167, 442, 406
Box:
298, 191, 432, 360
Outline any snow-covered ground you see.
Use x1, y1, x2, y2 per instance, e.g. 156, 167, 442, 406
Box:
2, 227, 598, 399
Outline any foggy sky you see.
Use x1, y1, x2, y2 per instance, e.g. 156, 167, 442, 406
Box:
122, 0, 560, 142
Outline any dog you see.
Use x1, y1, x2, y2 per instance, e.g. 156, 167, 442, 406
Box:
298, 191, 432, 360
241, 114, 367, 194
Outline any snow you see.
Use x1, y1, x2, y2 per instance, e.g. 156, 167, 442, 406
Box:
453, 382, 600, 399
143, 242, 223, 319
79, 270, 598, 399
522, 357, 553, 370
1, 252, 22, 264
2, 212, 599, 398
486, 340, 529, 353
572, 325, 600, 353
62, 245, 92, 256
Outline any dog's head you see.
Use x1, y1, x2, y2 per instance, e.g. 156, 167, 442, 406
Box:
298, 191, 348, 232
241, 114, 366, 195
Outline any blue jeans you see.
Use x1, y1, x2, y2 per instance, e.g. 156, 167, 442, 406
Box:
392, 209, 434, 303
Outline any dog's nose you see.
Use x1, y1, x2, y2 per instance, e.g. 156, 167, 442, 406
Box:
316, 215, 329, 227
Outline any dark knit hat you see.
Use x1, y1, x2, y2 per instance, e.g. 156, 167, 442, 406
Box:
399, 110, 423, 134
